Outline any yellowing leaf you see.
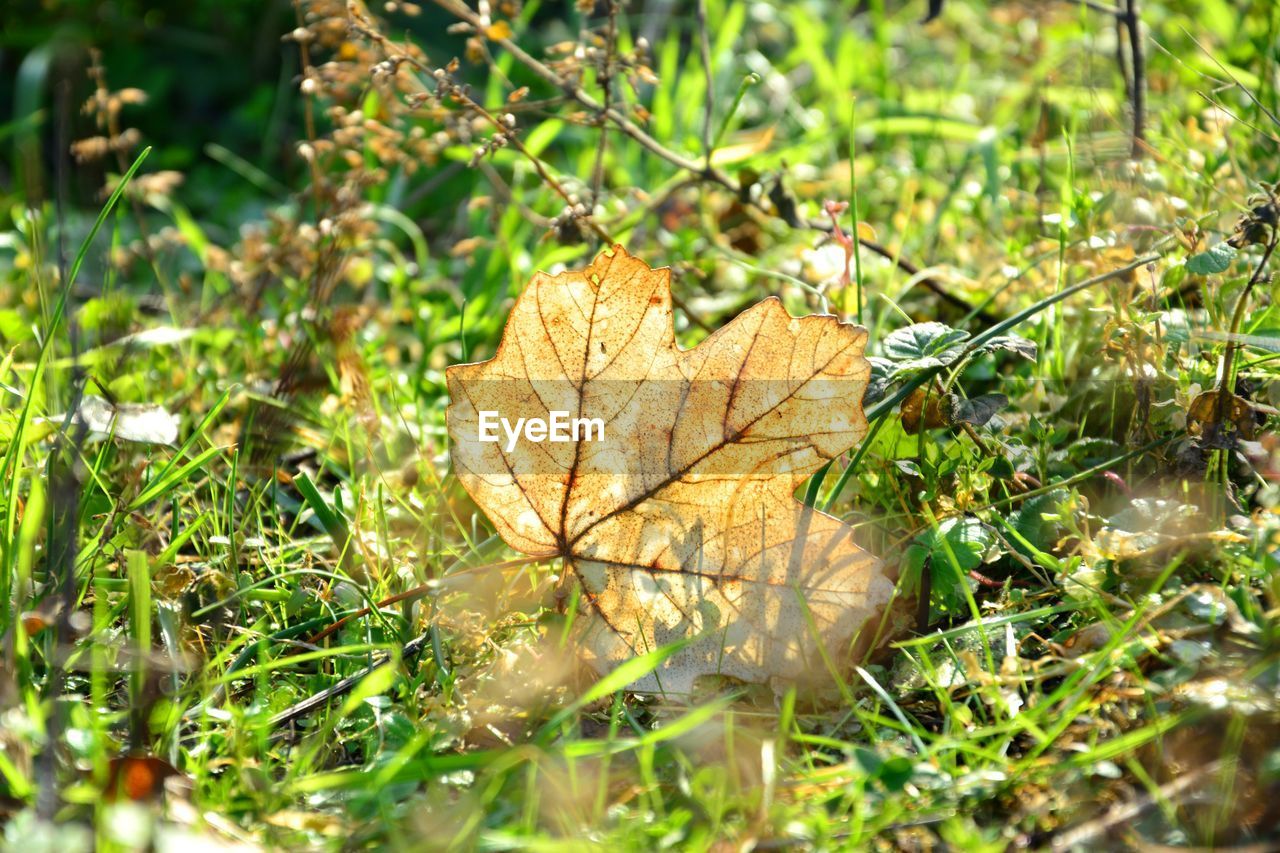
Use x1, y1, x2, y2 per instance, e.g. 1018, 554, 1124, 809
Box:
446, 246, 898, 694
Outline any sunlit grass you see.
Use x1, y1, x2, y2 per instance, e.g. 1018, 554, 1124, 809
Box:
2, 0, 1279, 849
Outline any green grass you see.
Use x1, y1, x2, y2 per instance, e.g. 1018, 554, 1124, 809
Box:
2, 0, 1280, 849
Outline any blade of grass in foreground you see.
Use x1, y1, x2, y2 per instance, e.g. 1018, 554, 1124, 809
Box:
128, 384, 235, 511
0, 148, 150, 632
534, 638, 693, 743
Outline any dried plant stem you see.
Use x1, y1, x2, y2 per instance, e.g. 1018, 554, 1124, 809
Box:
1214, 228, 1278, 425
1114, 12, 1130, 102
84, 51, 181, 301
292, 0, 326, 212
349, 9, 717, 332
345, 7, 607, 246
430, 0, 988, 321
433, 0, 706, 172
589, 0, 619, 209
1076, 0, 1146, 157
475, 161, 553, 227
1122, 0, 1146, 158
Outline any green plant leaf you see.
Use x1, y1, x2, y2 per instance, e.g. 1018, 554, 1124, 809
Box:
905, 517, 996, 610
909, 517, 994, 575
950, 393, 1008, 427
1186, 243, 1237, 275
977, 334, 1037, 360
882, 322, 970, 362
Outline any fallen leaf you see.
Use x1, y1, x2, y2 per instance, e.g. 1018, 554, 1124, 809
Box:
447, 246, 899, 694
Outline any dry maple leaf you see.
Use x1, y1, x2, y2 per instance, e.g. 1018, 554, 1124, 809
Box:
446, 246, 898, 694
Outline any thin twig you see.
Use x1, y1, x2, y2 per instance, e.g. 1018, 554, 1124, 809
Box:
589, 0, 618, 211
1114, 13, 1131, 101
856, 236, 994, 320
696, 0, 714, 165
1179, 31, 1280, 142
475, 160, 553, 227
292, 0, 326, 212
1214, 225, 1278, 425
434, 0, 705, 171
1077, 0, 1123, 15
269, 632, 433, 730
1048, 760, 1221, 850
